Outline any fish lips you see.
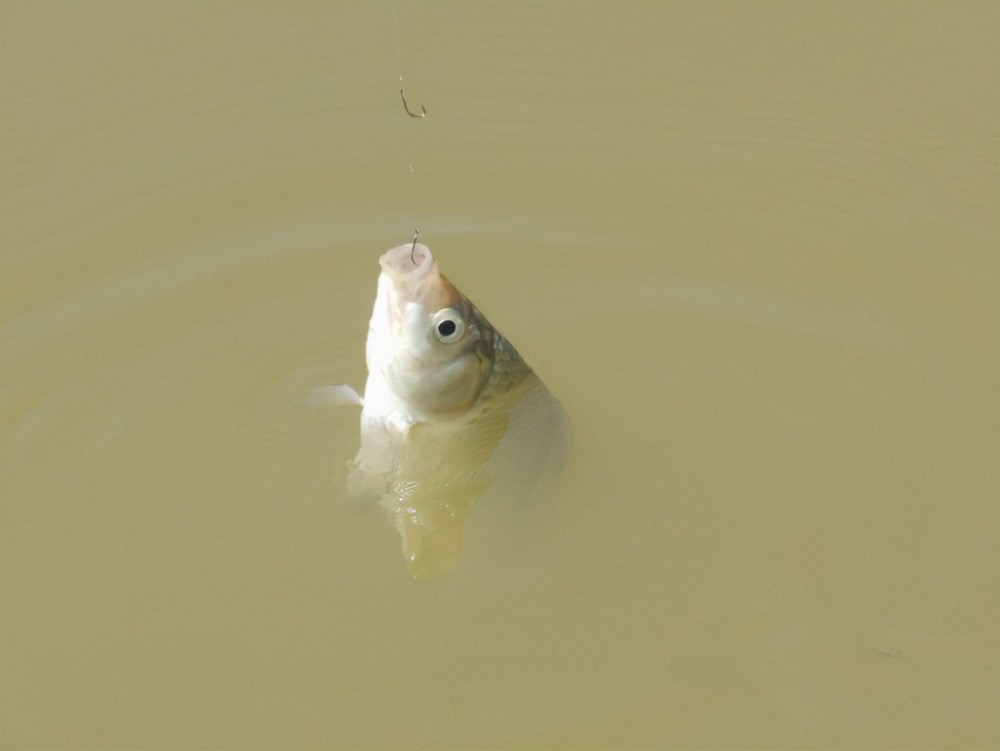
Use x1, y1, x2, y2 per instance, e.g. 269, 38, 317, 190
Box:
378, 243, 462, 314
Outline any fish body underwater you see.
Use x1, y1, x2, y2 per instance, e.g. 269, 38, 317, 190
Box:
347, 242, 569, 577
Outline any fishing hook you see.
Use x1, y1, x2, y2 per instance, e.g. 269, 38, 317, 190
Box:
400, 89, 426, 118
410, 230, 420, 263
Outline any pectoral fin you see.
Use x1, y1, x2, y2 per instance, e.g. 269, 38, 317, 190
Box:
304, 384, 363, 407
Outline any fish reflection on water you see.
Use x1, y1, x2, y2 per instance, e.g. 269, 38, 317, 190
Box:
342, 242, 569, 577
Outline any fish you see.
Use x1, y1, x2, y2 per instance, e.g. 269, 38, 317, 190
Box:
345, 241, 569, 577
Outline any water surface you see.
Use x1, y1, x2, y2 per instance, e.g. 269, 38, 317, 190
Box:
2, 2, 998, 748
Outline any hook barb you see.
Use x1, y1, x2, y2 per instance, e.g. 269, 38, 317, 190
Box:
400, 89, 427, 118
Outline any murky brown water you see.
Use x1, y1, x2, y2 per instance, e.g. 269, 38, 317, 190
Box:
2, 3, 998, 748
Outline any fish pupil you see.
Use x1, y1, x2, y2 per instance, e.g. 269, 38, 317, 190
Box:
437, 320, 457, 337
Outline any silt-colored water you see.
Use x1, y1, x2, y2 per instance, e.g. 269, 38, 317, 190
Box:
2, 3, 998, 748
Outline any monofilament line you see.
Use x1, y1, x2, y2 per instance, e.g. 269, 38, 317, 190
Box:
390, 2, 419, 173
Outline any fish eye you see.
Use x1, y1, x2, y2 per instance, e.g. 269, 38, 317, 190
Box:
431, 308, 467, 344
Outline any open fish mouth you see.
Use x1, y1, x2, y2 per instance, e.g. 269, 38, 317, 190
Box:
377, 243, 460, 315
379, 241, 431, 280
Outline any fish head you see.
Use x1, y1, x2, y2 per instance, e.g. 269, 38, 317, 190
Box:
365, 243, 493, 417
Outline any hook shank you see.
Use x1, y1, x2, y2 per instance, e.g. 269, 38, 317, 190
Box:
410, 230, 420, 263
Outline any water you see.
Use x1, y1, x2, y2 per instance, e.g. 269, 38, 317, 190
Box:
2, 3, 998, 748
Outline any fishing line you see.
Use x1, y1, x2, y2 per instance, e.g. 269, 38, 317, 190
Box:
389, 1, 426, 174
